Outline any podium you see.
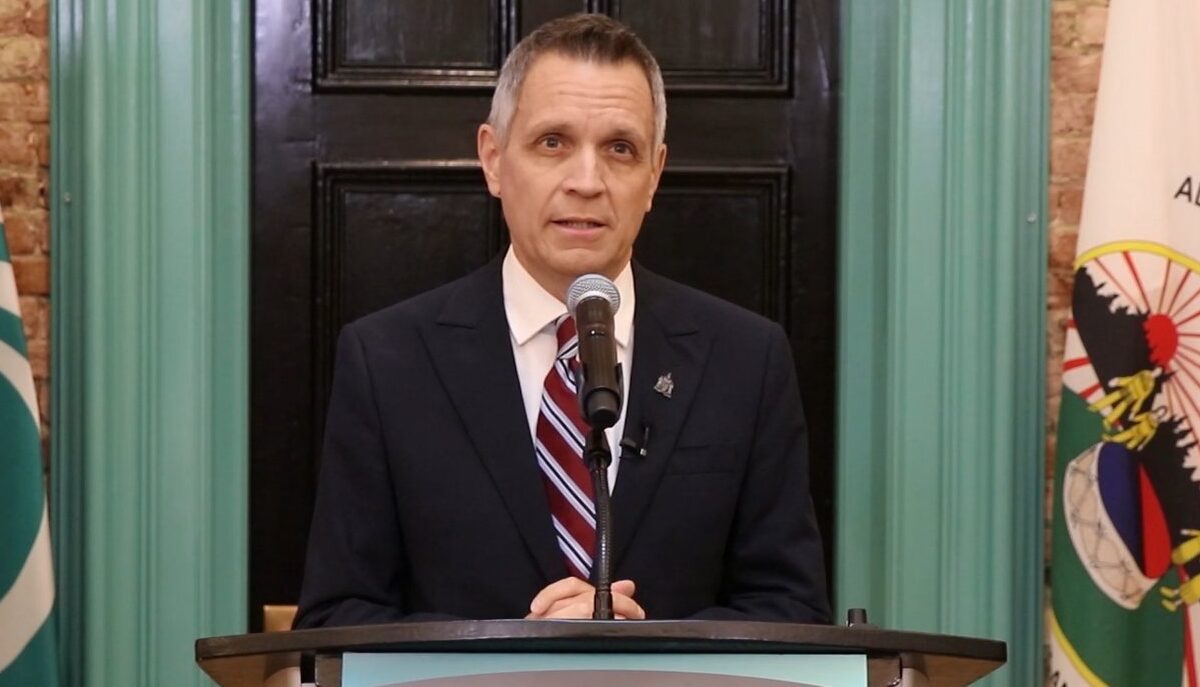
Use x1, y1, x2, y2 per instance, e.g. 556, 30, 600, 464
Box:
195, 620, 1006, 687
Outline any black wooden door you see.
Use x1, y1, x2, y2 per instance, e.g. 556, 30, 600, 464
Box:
251, 0, 839, 630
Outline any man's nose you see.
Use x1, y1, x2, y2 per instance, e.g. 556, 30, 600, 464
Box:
562, 149, 605, 197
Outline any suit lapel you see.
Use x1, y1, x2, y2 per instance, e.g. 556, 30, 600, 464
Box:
423, 261, 564, 583
611, 266, 711, 567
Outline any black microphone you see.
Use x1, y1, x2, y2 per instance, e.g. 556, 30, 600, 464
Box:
566, 274, 623, 430
620, 422, 651, 460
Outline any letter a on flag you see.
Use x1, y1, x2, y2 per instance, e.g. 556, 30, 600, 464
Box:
1049, 0, 1200, 685
0, 205, 59, 685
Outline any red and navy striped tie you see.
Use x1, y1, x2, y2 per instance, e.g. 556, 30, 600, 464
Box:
535, 315, 596, 579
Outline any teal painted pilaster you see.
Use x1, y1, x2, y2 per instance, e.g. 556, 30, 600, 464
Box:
837, 2, 1047, 686
50, 0, 250, 684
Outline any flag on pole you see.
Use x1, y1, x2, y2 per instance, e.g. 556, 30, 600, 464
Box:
1049, 1, 1200, 685
0, 206, 58, 685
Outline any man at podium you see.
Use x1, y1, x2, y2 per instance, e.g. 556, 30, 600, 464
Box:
294, 13, 830, 627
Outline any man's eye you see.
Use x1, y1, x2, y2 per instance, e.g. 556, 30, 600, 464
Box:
611, 141, 635, 156
540, 136, 562, 149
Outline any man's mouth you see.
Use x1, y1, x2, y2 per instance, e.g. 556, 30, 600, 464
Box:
552, 218, 605, 229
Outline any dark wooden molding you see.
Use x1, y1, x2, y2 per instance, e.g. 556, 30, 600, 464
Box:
649, 165, 791, 325
611, 0, 791, 95
313, 0, 790, 94
314, 0, 517, 92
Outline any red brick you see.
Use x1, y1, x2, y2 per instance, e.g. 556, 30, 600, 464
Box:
17, 295, 45, 339
11, 253, 47, 294
34, 122, 46, 164
1049, 93, 1071, 136
0, 82, 40, 106
1078, 5, 1108, 46
0, 120, 37, 165
0, 171, 42, 209
1047, 185, 1063, 224
1050, 93, 1097, 136
1047, 268, 1076, 311
8, 209, 46, 245
1050, 5, 1076, 48
2, 211, 39, 253
1050, 226, 1079, 270
0, 81, 48, 123
36, 295, 46, 338
1057, 186, 1084, 225
24, 0, 47, 36
1050, 137, 1091, 180
1052, 52, 1102, 95
0, 36, 48, 80
35, 376, 48, 424
24, 337, 46, 378
0, 0, 26, 38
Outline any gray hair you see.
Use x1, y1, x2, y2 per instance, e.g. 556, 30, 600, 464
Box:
487, 13, 667, 149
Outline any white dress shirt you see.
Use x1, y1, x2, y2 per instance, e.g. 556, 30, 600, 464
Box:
502, 247, 634, 488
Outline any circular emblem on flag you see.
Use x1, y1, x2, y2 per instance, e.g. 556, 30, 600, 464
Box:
1061, 240, 1200, 609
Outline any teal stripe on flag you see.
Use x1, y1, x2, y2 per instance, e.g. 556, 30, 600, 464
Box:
0, 367, 42, 593
0, 209, 57, 685
0, 309, 26, 357
0, 612, 59, 687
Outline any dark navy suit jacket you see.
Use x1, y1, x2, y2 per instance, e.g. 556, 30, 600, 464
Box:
294, 259, 830, 626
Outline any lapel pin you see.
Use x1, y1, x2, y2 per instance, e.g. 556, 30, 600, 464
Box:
654, 373, 674, 399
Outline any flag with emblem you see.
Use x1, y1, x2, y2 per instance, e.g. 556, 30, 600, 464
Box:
1048, 1, 1200, 685
0, 205, 59, 685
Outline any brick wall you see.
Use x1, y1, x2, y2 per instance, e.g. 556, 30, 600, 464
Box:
1046, 2, 1106, 670
1048, 3, 1105, 498
0, 0, 50, 443
1048, 3, 1105, 677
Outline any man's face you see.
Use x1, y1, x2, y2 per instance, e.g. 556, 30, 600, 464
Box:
478, 53, 667, 299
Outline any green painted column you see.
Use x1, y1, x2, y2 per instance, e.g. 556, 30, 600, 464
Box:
50, 0, 249, 684
836, 2, 1047, 686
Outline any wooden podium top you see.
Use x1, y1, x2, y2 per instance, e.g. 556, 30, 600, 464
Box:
196, 619, 1006, 687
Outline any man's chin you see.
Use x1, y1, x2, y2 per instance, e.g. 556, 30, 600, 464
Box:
550, 254, 626, 281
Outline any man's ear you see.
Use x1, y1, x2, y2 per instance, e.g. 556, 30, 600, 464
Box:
477, 124, 503, 198
646, 143, 668, 211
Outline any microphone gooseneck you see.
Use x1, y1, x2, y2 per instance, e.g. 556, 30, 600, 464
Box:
565, 274, 624, 620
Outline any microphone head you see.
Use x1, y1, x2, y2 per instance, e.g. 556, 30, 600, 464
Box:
566, 274, 621, 315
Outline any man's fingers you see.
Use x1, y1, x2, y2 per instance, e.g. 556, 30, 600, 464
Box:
542, 591, 644, 620
540, 599, 595, 619
611, 592, 645, 620
529, 577, 592, 615
612, 579, 636, 597
529, 577, 643, 619
545, 593, 642, 620
543, 591, 591, 616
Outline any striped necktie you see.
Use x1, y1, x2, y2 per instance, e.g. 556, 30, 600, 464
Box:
535, 315, 596, 579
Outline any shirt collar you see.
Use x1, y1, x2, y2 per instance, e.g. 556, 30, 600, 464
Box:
502, 247, 635, 348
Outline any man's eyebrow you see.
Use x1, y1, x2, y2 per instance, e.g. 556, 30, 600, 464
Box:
524, 118, 574, 135
606, 126, 648, 144
523, 116, 649, 139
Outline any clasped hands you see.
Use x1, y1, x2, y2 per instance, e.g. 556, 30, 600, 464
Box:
526, 577, 645, 620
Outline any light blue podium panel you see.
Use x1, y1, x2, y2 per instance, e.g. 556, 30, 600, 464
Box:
342, 652, 867, 687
